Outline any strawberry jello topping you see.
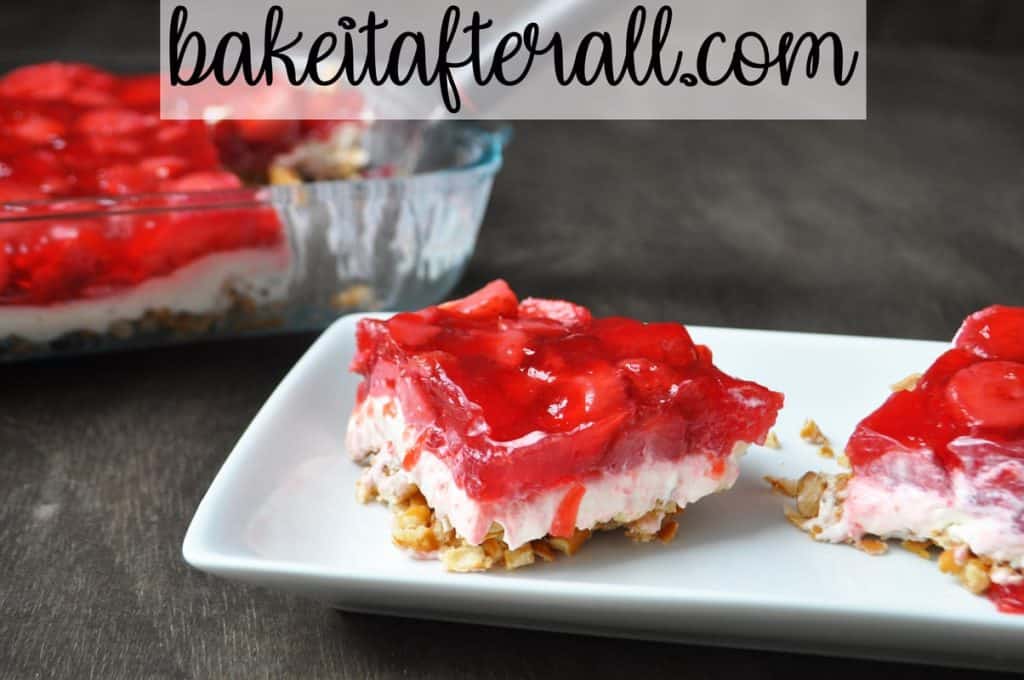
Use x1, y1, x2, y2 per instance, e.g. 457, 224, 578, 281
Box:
847, 305, 1024, 469
0, 62, 295, 308
847, 305, 1024, 471
351, 280, 784, 502
844, 305, 1024, 612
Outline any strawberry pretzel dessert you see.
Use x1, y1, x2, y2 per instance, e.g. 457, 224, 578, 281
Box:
0, 62, 367, 351
779, 305, 1024, 613
347, 280, 784, 571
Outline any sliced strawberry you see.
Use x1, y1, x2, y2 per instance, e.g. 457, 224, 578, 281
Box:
8, 149, 62, 177
946, 360, 1024, 430
6, 150, 71, 194
116, 75, 162, 108
138, 155, 187, 180
0, 246, 8, 294
497, 367, 546, 406
645, 322, 699, 364
96, 164, 158, 195
159, 171, 242, 192
155, 123, 190, 145
445, 328, 530, 369
0, 134, 31, 158
499, 316, 566, 339
619, 358, 683, 404
9, 114, 66, 144
439, 279, 518, 319
387, 312, 442, 348
36, 174, 73, 194
592, 317, 697, 364
234, 119, 302, 143
955, 305, 1024, 362
539, 360, 628, 430
75, 107, 154, 135
0, 62, 116, 100
519, 297, 592, 331
85, 134, 142, 157
67, 88, 117, 108
0, 179, 46, 202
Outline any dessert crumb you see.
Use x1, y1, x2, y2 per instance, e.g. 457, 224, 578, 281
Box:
331, 284, 375, 311
902, 540, 933, 560
799, 419, 829, 446
890, 373, 923, 392
818, 444, 835, 459
855, 537, 889, 556
764, 475, 798, 498
764, 431, 782, 449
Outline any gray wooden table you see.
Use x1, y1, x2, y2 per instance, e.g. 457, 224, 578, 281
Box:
2, 36, 1023, 680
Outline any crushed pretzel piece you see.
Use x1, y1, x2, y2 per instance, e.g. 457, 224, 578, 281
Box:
901, 540, 933, 560
503, 544, 536, 570
819, 444, 835, 459
938, 548, 961, 574
430, 517, 453, 544
656, 518, 679, 544
855, 537, 888, 556
765, 475, 799, 498
331, 284, 375, 311
547, 529, 591, 556
836, 453, 851, 469
405, 490, 428, 509
799, 419, 829, 446
484, 523, 505, 541
392, 524, 440, 553
764, 431, 782, 449
268, 164, 302, 185
441, 545, 492, 572
796, 472, 827, 518
481, 538, 505, 561
783, 505, 806, 529
531, 540, 556, 562
398, 504, 431, 526
890, 373, 923, 393
961, 559, 991, 594
355, 478, 377, 504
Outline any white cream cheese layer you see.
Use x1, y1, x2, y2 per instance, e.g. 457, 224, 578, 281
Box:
346, 395, 748, 550
0, 246, 290, 343
807, 443, 1024, 569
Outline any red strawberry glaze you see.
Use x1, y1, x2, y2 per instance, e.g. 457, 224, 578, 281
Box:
0, 63, 296, 307
351, 280, 784, 502
846, 306, 1024, 478
990, 581, 1024, 614
551, 483, 587, 538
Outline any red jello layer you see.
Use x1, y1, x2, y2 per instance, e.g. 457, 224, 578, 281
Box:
846, 305, 1024, 488
351, 280, 784, 501
990, 581, 1024, 614
0, 62, 301, 307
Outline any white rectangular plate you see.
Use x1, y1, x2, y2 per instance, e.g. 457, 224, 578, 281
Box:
183, 314, 1024, 671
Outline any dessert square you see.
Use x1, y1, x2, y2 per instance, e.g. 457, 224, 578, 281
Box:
347, 280, 784, 571
779, 305, 1024, 612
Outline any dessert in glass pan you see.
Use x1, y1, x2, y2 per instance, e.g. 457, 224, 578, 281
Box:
0, 62, 504, 359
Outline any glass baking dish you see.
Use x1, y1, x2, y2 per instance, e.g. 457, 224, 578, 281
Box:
0, 122, 506, 361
